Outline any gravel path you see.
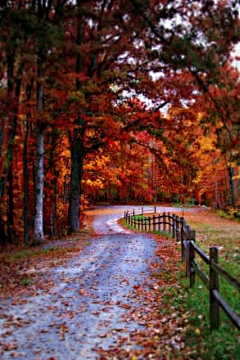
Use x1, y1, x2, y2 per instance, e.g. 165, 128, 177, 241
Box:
0, 205, 198, 360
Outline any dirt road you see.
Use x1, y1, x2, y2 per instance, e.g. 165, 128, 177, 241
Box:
0, 205, 194, 360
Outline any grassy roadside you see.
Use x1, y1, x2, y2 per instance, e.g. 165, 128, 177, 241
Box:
121, 211, 240, 359
0, 234, 92, 300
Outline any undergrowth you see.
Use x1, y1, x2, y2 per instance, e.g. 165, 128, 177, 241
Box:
6, 246, 65, 261
161, 268, 240, 359
122, 214, 240, 359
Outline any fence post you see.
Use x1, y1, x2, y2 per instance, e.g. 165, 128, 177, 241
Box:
210, 247, 220, 330
172, 214, 176, 239
175, 216, 179, 242
167, 212, 171, 235
141, 217, 143, 231
158, 214, 161, 232
133, 209, 135, 216
163, 212, 166, 234
180, 217, 185, 261
130, 214, 132, 227
190, 230, 196, 287
148, 217, 151, 231
180, 217, 184, 261
154, 206, 156, 214
142, 207, 143, 215
185, 240, 191, 277
153, 215, 156, 232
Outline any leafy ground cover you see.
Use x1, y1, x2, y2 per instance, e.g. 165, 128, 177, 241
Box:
0, 233, 92, 300
0, 206, 239, 359
120, 209, 240, 360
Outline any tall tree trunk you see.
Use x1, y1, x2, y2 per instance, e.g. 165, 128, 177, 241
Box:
0, 123, 6, 159
23, 82, 33, 245
23, 119, 30, 245
227, 151, 235, 208
0, 55, 15, 198
33, 65, 45, 244
50, 186, 58, 238
49, 130, 58, 238
214, 180, 219, 209
8, 163, 14, 242
68, 139, 84, 233
68, 12, 85, 233
227, 166, 235, 208
237, 167, 240, 201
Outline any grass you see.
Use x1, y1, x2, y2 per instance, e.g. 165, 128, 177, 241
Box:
180, 274, 240, 359
6, 246, 63, 261
159, 263, 240, 360
20, 277, 34, 286
218, 209, 240, 221
172, 203, 195, 208
122, 210, 240, 359
122, 219, 173, 238
176, 212, 240, 359
122, 220, 137, 231
132, 214, 148, 220
155, 230, 173, 239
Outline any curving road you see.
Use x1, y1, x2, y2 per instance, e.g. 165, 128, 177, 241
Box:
0, 205, 196, 360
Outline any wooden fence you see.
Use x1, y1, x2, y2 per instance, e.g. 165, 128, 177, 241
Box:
124, 208, 240, 331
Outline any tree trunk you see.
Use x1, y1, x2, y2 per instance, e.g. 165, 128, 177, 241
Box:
33, 66, 45, 244
0, 55, 15, 198
227, 166, 235, 208
49, 131, 58, 238
68, 139, 84, 233
23, 119, 30, 245
0, 123, 6, 159
68, 12, 85, 233
23, 83, 33, 245
237, 167, 240, 200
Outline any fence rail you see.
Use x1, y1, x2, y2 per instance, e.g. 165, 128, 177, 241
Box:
123, 208, 240, 331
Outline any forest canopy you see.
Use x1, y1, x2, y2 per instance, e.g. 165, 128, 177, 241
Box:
0, 0, 239, 245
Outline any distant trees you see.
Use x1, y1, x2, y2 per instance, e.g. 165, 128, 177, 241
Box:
0, 0, 239, 245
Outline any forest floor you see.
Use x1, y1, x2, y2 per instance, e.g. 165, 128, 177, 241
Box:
0, 205, 239, 360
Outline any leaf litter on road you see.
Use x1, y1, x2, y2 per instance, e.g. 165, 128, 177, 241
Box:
1, 205, 232, 360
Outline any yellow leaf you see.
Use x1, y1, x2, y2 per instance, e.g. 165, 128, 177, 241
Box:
195, 327, 201, 335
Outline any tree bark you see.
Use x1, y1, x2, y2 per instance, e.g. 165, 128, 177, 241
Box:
227, 165, 235, 208
0, 55, 15, 198
49, 130, 58, 238
23, 119, 30, 245
68, 10, 85, 233
33, 65, 45, 244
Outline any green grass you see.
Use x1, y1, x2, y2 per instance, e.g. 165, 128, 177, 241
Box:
218, 209, 240, 221
181, 274, 240, 359
159, 265, 240, 360
198, 229, 226, 234
122, 221, 136, 231
155, 230, 173, 239
172, 203, 195, 208
132, 215, 148, 220
20, 277, 34, 286
186, 220, 212, 230
123, 213, 240, 358
123, 219, 173, 238
7, 246, 62, 261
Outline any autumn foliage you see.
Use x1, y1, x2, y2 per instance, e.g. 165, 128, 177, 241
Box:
0, 0, 240, 246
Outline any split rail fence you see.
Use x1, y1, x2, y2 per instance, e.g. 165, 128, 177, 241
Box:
124, 207, 240, 331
